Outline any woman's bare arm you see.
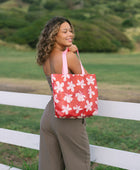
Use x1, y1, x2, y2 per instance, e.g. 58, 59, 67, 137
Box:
67, 52, 88, 74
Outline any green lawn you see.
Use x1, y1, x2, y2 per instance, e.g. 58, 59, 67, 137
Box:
0, 46, 140, 169
0, 46, 140, 86
0, 104, 139, 169
82, 52, 140, 85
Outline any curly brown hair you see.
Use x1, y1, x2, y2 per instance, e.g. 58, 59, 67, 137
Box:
36, 16, 74, 65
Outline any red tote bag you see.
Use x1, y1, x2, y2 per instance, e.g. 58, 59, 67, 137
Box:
51, 49, 98, 119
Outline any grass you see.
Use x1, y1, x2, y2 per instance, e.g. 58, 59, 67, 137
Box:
0, 105, 139, 153
0, 46, 140, 86
0, 45, 140, 169
0, 104, 139, 169
82, 52, 140, 85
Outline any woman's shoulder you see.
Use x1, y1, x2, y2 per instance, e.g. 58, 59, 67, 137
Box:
66, 51, 84, 74
66, 51, 78, 62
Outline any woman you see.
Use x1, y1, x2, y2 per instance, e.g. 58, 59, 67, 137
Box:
37, 16, 90, 170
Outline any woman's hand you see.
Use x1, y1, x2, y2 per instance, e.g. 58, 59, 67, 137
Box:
68, 44, 78, 53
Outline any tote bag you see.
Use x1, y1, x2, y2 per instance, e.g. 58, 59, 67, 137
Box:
51, 49, 98, 119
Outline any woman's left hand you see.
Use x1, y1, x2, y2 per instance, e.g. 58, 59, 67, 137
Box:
68, 44, 78, 53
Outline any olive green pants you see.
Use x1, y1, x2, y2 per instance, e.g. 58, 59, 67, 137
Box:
39, 98, 90, 170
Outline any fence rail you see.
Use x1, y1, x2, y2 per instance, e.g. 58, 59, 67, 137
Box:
0, 91, 140, 170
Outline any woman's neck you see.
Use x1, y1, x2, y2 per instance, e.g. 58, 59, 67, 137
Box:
53, 44, 66, 52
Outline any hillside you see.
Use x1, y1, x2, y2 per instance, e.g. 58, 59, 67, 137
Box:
0, 0, 140, 52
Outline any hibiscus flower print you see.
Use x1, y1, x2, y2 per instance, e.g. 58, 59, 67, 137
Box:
67, 81, 75, 92
95, 86, 98, 89
51, 75, 56, 83
62, 74, 70, 81
92, 110, 98, 115
54, 81, 64, 93
95, 98, 98, 104
62, 104, 72, 115
64, 94, 73, 103
85, 100, 93, 112
73, 105, 82, 113
86, 76, 95, 85
54, 94, 59, 103
76, 79, 86, 88
88, 86, 95, 98
75, 92, 85, 102
80, 113, 85, 117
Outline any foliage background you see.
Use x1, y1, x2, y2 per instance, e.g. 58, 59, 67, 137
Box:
0, 0, 140, 51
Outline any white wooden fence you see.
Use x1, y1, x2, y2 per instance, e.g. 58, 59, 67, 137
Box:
0, 91, 140, 170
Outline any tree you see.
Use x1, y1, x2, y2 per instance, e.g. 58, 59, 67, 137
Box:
0, 0, 8, 2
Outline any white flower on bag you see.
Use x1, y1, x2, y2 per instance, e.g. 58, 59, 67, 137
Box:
54, 94, 59, 103
92, 110, 98, 115
51, 75, 56, 83
88, 86, 95, 98
86, 76, 95, 85
95, 86, 98, 89
73, 105, 82, 113
64, 94, 73, 103
67, 81, 75, 92
80, 113, 85, 117
62, 104, 72, 115
85, 100, 93, 112
62, 74, 70, 81
54, 81, 64, 93
75, 92, 85, 102
95, 98, 98, 104
76, 79, 86, 88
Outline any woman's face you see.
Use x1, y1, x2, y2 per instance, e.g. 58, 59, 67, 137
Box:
55, 22, 74, 48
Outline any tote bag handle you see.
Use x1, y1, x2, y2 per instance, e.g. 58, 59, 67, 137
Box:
62, 48, 85, 75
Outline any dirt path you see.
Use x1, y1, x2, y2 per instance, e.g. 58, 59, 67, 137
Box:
0, 78, 140, 103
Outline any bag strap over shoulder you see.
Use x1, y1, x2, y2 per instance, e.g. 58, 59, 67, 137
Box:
62, 48, 85, 75
62, 49, 68, 74
77, 50, 85, 74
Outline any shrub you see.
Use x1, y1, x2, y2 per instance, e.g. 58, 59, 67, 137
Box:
122, 19, 133, 27
25, 12, 40, 22
0, 28, 15, 40
44, 1, 58, 10
6, 17, 133, 51
0, 0, 8, 3
92, 19, 133, 49
28, 4, 41, 12
0, 13, 29, 29
21, 0, 35, 4
108, 3, 126, 13
1, 4, 134, 52
0, 0, 8, 2
134, 35, 140, 43
72, 20, 118, 52
122, 18, 138, 28
134, 2, 140, 8
67, 11, 87, 20
6, 18, 47, 48
75, 31, 117, 52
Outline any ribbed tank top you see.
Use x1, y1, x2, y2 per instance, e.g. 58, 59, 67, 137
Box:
46, 75, 53, 92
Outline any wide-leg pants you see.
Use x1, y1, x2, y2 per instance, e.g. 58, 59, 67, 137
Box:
39, 97, 90, 170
